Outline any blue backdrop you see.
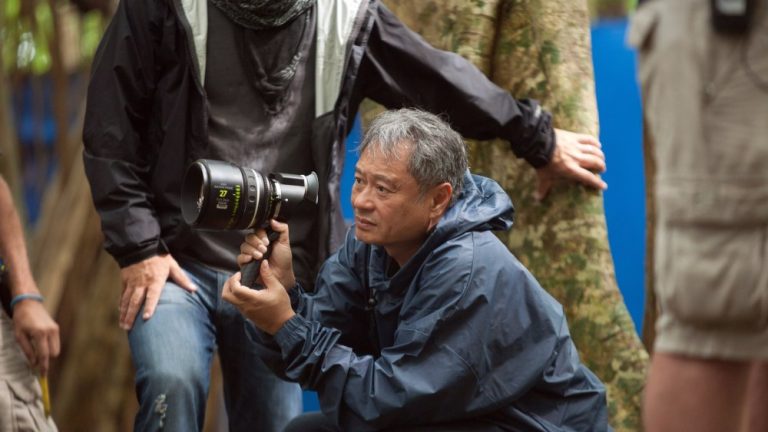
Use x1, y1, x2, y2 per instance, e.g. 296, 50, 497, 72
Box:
591, 19, 645, 332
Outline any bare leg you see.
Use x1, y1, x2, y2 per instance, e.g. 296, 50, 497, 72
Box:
643, 352, 750, 432
746, 362, 768, 432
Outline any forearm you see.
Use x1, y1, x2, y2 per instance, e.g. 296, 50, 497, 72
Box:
0, 179, 38, 296
82, 150, 166, 267
274, 316, 488, 431
358, 3, 555, 167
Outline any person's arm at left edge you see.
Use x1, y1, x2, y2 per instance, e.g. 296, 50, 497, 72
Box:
353, 3, 606, 199
0, 176, 60, 375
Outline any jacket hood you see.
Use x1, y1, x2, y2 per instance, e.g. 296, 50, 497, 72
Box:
429, 171, 514, 246
383, 172, 514, 285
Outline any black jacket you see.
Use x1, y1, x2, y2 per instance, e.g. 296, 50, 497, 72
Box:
83, 0, 555, 271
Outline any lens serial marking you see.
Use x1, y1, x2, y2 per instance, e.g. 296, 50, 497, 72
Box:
226, 185, 242, 228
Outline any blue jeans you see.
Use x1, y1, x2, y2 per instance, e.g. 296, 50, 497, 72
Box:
128, 259, 302, 431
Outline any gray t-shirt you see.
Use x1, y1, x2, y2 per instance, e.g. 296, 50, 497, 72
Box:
177, 3, 318, 284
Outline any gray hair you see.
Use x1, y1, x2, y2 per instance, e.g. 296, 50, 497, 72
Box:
357, 108, 468, 203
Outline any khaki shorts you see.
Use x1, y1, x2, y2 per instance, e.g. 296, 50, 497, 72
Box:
0, 311, 57, 432
630, 0, 768, 360
655, 224, 768, 360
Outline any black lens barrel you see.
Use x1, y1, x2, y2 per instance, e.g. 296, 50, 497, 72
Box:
181, 159, 264, 230
181, 159, 318, 231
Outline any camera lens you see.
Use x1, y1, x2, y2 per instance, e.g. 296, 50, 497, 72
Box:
181, 159, 271, 230
181, 159, 319, 231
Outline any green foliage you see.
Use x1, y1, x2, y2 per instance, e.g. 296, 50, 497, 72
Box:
3, 0, 20, 21
2, 0, 105, 76
3, 0, 49, 74
32, 4, 53, 73
80, 11, 104, 60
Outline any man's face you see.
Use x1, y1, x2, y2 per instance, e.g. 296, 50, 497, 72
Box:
351, 144, 435, 265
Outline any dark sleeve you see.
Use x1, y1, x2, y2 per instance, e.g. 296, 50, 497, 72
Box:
300, 230, 375, 353
271, 235, 564, 431
81, 0, 168, 267
243, 229, 373, 377
354, 2, 555, 168
241, 283, 312, 380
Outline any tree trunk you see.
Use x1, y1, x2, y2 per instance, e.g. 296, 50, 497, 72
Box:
363, 1, 647, 430
641, 116, 657, 353
589, 0, 632, 18
46, 0, 77, 182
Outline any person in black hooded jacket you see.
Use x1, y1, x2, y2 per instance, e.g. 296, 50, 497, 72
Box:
83, 0, 607, 430
223, 109, 610, 432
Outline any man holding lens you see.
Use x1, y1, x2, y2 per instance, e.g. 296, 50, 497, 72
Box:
223, 109, 609, 432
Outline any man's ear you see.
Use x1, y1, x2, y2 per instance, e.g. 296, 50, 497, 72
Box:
429, 182, 453, 219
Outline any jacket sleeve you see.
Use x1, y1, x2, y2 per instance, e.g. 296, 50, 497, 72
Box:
272, 234, 565, 430
82, 0, 168, 267
243, 229, 374, 378
354, 2, 555, 168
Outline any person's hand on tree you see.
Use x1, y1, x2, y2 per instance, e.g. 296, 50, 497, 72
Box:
535, 128, 607, 201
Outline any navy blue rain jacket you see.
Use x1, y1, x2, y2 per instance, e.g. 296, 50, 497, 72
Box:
251, 173, 610, 431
